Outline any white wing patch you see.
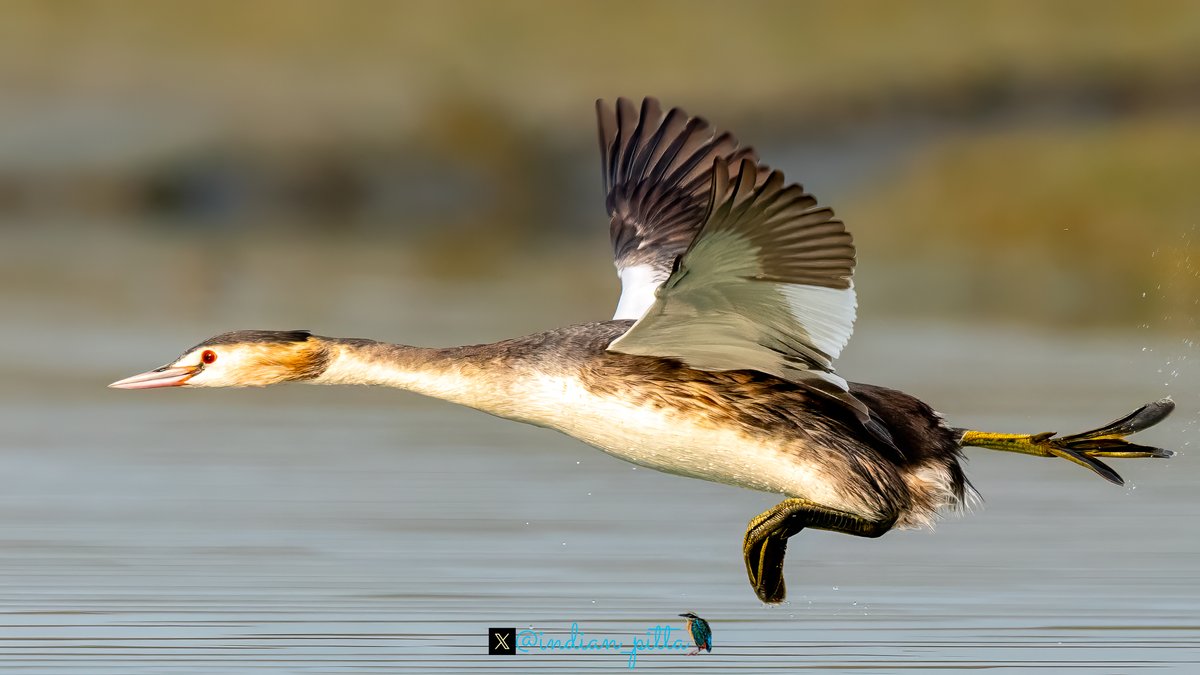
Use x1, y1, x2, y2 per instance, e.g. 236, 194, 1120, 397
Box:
779, 282, 857, 361
612, 264, 667, 320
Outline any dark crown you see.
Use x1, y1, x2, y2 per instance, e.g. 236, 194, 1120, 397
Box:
193, 330, 313, 349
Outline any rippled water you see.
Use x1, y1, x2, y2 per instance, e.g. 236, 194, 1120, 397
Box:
1, 228, 1196, 673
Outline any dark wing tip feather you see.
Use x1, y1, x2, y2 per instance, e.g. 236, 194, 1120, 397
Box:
597, 97, 762, 273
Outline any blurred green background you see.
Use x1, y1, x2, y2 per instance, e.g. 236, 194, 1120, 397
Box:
3, 0, 1197, 339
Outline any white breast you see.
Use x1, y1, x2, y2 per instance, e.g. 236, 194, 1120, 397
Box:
501, 373, 852, 508
317, 347, 880, 517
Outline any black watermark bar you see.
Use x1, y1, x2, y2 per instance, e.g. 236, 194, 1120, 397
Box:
488, 627, 516, 655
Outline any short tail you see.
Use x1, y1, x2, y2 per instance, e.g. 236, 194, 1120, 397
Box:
955, 399, 1175, 485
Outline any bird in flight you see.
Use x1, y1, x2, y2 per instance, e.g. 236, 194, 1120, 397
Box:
111, 97, 1175, 603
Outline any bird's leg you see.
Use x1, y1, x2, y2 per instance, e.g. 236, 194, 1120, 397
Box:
743, 499, 895, 604
959, 399, 1174, 485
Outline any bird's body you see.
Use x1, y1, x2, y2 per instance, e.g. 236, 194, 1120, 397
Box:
307, 321, 962, 529
112, 97, 1174, 603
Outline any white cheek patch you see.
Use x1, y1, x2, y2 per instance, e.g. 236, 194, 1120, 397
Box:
177, 347, 266, 387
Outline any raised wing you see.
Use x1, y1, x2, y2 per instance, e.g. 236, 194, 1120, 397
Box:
608, 158, 892, 444
597, 97, 759, 320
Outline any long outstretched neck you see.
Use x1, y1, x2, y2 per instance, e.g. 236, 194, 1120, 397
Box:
307, 336, 534, 420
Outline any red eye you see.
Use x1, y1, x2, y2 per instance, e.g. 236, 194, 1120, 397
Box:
201, 350, 217, 364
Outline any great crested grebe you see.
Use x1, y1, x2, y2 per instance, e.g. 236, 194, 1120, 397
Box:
111, 98, 1175, 604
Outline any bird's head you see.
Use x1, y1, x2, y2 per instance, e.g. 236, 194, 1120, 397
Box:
679, 612, 700, 620
109, 330, 329, 389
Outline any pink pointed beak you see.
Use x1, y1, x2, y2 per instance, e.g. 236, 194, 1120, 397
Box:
108, 365, 199, 390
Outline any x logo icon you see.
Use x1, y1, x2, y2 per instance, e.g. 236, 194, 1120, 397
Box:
489, 627, 515, 655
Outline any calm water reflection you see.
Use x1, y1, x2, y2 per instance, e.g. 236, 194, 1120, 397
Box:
1, 230, 1196, 673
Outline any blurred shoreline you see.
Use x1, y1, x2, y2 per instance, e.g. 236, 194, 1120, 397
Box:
3, 70, 1198, 219
2, 1, 1196, 329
